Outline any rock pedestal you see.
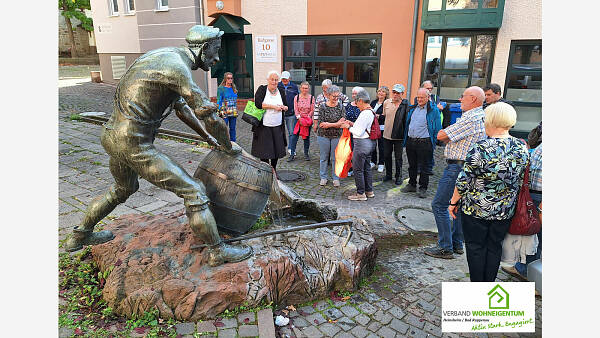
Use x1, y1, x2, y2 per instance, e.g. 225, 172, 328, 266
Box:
91, 212, 377, 321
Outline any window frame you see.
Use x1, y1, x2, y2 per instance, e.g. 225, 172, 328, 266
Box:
420, 30, 497, 103
108, 0, 119, 16
282, 34, 382, 96
124, 0, 135, 15
155, 0, 169, 12
503, 39, 542, 107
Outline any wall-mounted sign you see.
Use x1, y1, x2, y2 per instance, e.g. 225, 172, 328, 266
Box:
97, 24, 112, 33
255, 35, 277, 63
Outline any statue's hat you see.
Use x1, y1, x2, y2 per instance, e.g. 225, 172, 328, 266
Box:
185, 25, 224, 47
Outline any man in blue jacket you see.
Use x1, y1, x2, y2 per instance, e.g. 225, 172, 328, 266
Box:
278, 71, 300, 156
401, 88, 442, 198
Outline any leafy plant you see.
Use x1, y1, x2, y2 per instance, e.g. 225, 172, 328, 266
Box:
69, 113, 82, 121
250, 213, 272, 232
59, 0, 93, 58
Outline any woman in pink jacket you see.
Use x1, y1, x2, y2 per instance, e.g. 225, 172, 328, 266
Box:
287, 81, 315, 161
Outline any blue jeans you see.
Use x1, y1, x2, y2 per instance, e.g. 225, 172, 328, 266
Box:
284, 115, 297, 152
352, 138, 375, 194
431, 163, 464, 251
317, 136, 339, 180
223, 116, 236, 142
289, 128, 310, 156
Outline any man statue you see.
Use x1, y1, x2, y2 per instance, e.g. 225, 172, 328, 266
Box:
65, 25, 253, 266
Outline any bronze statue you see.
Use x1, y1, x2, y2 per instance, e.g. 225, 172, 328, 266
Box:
65, 25, 253, 266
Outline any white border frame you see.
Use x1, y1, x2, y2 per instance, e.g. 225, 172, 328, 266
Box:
123, 0, 135, 15
108, 0, 119, 16
155, 0, 169, 12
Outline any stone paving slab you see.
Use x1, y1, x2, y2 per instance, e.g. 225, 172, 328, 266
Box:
58, 74, 542, 337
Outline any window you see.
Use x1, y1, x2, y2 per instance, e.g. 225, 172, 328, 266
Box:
421, 32, 496, 102
283, 35, 381, 96
505, 40, 542, 134
446, 0, 478, 10
108, 0, 119, 16
124, 0, 135, 14
156, 0, 168, 11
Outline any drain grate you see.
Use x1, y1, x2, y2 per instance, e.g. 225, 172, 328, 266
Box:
277, 170, 306, 182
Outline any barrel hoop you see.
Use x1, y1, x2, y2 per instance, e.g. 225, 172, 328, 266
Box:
220, 152, 272, 172
209, 200, 260, 219
196, 166, 271, 195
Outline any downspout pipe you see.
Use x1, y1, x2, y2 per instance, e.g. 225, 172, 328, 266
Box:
406, 0, 420, 101
199, 0, 210, 93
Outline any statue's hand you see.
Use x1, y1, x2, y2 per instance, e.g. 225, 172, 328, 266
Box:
206, 134, 220, 148
222, 142, 242, 155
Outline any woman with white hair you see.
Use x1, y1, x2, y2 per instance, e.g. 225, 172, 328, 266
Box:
251, 71, 288, 170
447, 102, 529, 282
341, 87, 376, 201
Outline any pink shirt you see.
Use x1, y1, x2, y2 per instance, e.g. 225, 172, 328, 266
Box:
293, 94, 315, 120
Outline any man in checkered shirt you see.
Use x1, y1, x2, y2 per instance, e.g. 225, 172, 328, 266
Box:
424, 86, 487, 259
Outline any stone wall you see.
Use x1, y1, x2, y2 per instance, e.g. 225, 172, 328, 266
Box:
59, 11, 94, 56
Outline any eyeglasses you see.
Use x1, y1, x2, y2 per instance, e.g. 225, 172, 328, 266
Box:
330, 95, 340, 99
424, 87, 433, 90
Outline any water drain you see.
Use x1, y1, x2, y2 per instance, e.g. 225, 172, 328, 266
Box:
277, 170, 306, 182
394, 206, 438, 233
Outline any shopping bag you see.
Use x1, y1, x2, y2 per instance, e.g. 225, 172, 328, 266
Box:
335, 128, 353, 178
508, 165, 541, 235
241, 101, 265, 127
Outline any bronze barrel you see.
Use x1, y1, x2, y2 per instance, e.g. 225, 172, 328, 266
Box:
193, 150, 273, 236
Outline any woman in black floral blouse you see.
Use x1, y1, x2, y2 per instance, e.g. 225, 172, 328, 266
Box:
448, 102, 529, 282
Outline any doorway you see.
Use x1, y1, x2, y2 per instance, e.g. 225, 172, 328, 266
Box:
212, 33, 254, 99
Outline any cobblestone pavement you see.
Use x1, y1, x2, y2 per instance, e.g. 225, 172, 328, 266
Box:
58, 70, 541, 337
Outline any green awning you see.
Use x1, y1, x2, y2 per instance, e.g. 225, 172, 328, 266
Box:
208, 14, 250, 35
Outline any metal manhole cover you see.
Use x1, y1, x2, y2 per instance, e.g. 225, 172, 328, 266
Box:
395, 207, 438, 233
277, 170, 306, 182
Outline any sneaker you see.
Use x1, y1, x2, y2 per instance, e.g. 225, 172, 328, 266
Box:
424, 247, 454, 259
333, 180, 340, 187
287, 154, 295, 162
453, 245, 464, 255
348, 171, 353, 177
377, 164, 384, 172
304, 154, 310, 161
348, 193, 367, 201
366, 191, 375, 198
370, 162, 375, 169
400, 184, 417, 193
418, 189, 427, 198
320, 179, 327, 186
287, 148, 291, 155
395, 177, 402, 185
501, 265, 527, 281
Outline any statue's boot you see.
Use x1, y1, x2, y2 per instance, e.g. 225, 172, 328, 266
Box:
65, 227, 115, 252
207, 242, 253, 267
187, 202, 253, 266
64, 189, 122, 252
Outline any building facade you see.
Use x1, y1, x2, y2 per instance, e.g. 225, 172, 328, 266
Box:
91, 0, 541, 134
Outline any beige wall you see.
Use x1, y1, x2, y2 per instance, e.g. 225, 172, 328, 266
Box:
90, 0, 140, 53
203, 0, 308, 97
491, 0, 542, 90
92, 0, 209, 90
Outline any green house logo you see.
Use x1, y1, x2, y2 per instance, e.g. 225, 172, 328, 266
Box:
487, 284, 509, 309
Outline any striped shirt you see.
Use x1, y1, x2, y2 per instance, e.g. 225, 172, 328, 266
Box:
529, 144, 542, 191
443, 106, 486, 160
313, 92, 349, 121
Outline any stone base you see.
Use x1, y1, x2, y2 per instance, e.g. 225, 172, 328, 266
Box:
91, 212, 377, 321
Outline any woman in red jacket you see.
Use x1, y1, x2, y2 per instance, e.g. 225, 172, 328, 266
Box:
288, 81, 315, 161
